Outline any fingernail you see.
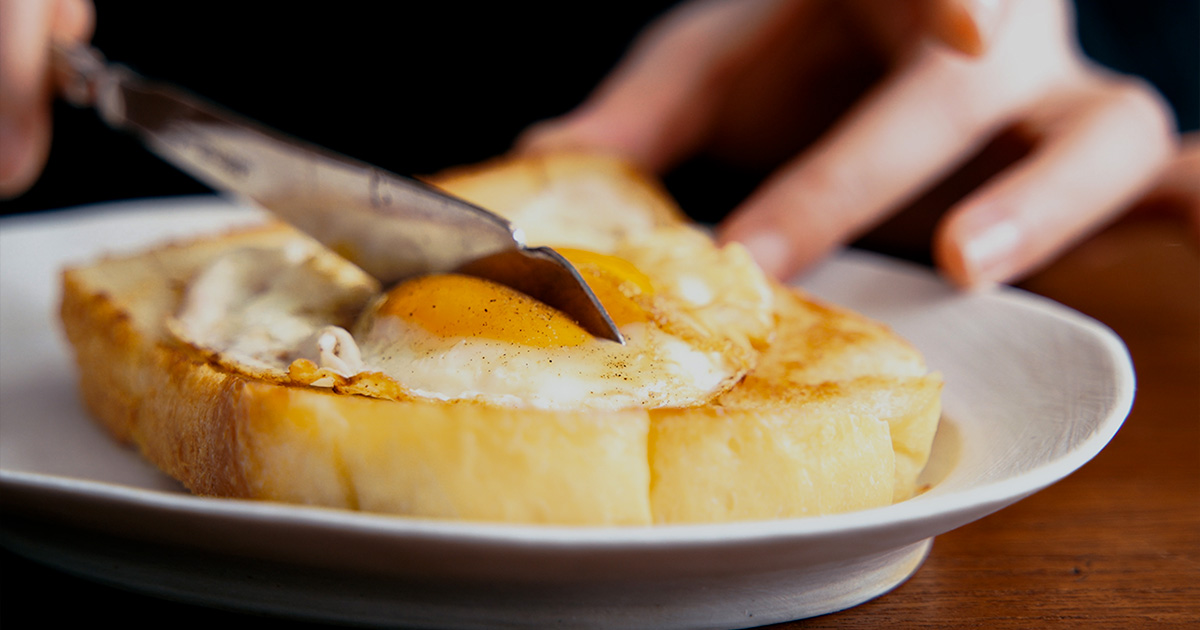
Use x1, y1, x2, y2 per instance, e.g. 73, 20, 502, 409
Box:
961, 218, 1020, 281
737, 231, 792, 279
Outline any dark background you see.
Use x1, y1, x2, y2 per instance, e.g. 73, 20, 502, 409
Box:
1, 0, 1196, 225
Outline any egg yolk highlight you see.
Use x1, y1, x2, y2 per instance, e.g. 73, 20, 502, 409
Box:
557, 248, 653, 328
377, 274, 592, 347
376, 250, 654, 348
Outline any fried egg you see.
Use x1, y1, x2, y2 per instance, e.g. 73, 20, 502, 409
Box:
170, 222, 774, 411
342, 246, 745, 410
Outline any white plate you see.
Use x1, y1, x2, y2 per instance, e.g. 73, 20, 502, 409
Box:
0, 198, 1133, 629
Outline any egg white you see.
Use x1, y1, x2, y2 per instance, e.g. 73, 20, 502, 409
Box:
348, 310, 737, 411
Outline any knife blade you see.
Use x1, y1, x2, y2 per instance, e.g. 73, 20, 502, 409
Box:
53, 45, 623, 344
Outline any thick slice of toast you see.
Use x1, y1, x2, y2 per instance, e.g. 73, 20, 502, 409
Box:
60, 153, 941, 525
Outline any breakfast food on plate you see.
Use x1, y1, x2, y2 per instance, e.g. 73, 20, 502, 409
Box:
59, 152, 942, 525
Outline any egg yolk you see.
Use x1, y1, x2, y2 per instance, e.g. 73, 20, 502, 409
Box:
377, 274, 592, 347
376, 250, 654, 348
557, 248, 653, 328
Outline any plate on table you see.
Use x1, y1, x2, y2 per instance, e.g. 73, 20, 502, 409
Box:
0, 197, 1133, 629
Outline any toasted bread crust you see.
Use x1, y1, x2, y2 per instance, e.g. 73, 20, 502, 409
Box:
61, 271, 252, 497
60, 153, 941, 525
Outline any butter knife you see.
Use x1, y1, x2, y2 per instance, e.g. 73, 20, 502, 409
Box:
53, 45, 623, 343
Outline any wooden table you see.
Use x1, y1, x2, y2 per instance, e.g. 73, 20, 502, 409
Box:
2, 215, 1196, 628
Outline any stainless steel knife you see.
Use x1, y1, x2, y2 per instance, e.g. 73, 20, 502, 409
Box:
53, 45, 623, 343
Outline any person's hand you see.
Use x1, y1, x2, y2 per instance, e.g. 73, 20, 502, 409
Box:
0, 0, 93, 199
518, 0, 1180, 288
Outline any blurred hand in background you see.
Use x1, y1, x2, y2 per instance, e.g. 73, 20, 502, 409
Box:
520, 0, 1190, 287
3, 0, 1193, 288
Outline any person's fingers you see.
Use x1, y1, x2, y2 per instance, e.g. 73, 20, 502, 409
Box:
716, 46, 1039, 279
716, 0, 1072, 279
519, 0, 1011, 175
0, 0, 56, 198
515, 0, 797, 173
934, 77, 1178, 287
0, 0, 93, 199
